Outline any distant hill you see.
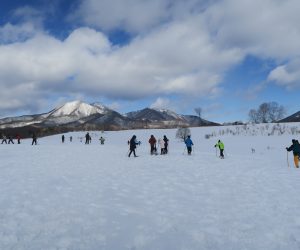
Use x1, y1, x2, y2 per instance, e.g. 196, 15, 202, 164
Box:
278, 111, 300, 123
0, 101, 219, 137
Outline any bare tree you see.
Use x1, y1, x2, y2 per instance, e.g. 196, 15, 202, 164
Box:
248, 102, 286, 123
194, 107, 202, 126
176, 127, 191, 141
194, 107, 202, 117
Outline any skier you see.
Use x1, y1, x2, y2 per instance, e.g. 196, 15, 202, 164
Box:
85, 132, 90, 144
163, 135, 169, 154
128, 135, 139, 157
62, 135, 65, 143
148, 135, 157, 155
99, 136, 105, 145
215, 140, 225, 159
286, 139, 300, 168
70, 136, 72, 142
8, 135, 14, 144
185, 135, 194, 155
1, 134, 7, 144
32, 132, 37, 145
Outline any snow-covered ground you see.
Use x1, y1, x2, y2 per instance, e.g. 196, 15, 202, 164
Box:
1, 125, 300, 250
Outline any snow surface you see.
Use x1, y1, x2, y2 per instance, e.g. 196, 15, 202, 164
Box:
1, 125, 300, 250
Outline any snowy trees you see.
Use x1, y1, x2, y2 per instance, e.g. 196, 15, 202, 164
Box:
248, 102, 286, 123
176, 127, 191, 141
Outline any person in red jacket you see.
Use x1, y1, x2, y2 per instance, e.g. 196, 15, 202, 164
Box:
148, 135, 157, 155
16, 134, 21, 144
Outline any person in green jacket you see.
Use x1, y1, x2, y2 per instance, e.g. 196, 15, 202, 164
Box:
215, 140, 225, 159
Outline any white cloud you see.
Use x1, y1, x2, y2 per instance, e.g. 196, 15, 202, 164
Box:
0, 22, 38, 43
1, 0, 300, 114
268, 59, 300, 88
150, 97, 171, 110
72, 0, 211, 33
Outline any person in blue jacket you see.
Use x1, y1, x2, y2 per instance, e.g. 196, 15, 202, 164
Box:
185, 135, 194, 155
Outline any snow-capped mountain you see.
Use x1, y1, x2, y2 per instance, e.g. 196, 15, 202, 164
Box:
126, 108, 218, 127
0, 101, 219, 137
47, 101, 109, 118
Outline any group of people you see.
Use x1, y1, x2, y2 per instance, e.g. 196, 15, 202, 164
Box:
61, 133, 105, 145
128, 134, 225, 158
61, 135, 73, 143
1, 134, 27, 145
127, 134, 170, 157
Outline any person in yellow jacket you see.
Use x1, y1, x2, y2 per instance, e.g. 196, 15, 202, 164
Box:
215, 140, 225, 159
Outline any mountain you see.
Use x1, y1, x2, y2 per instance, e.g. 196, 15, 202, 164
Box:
126, 108, 219, 127
0, 101, 219, 137
278, 111, 300, 123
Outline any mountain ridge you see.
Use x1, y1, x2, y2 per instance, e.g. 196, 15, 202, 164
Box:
0, 101, 219, 138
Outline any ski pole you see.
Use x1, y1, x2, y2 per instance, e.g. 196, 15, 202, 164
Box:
183, 146, 186, 155
287, 151, 290, 168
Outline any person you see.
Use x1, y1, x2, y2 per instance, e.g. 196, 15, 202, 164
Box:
158, 138, 165, 154
128, 135, 139, 157
16, 134, 21, 144
85, 132, 90, 144
286, 139, 300, 168
8, 135, 14, 144
148, 135, 157, 155
163, 135, 169, 154
185, 135, 194, 155
32, 132, 37, 145
70, 136, 72, 142
62, 135, 65, 143
99, 136, 105, 145
215, 140, 225, 159
1, 134, 7, 144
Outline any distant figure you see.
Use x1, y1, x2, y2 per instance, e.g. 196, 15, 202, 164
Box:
148, 135, 157, 155
215, 140, 225, 159
286, 139, 300, 168
128, 135, 139, 157
1, 134, 7, 144
158, 138, 165, 154
70, 136, 72, 142
251, 148, 255, 153
99, 136, 105, 145
163, 135, 169, 154
185, 135, 194, 155
16, 134, 21, 144
62, 135, 65, 143
32, 133, 37, 145
85, 132, 90, 144
8, 135, 14, 144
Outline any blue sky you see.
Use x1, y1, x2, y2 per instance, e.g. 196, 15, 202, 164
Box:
0, 0, 300, 123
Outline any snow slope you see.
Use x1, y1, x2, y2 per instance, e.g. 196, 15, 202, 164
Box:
1, 125, 300, 250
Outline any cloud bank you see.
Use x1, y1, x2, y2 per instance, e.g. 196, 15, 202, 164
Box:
0, 0, 300, 115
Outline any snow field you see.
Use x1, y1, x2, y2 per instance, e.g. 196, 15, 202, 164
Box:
1, 127, 300, 250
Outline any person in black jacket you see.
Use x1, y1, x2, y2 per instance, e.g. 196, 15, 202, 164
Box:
128, 135, 139, 157
286, 139, 300, 168
8, 135, 14, 144
32, 133, 37, 145
163, 135, 169, 154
